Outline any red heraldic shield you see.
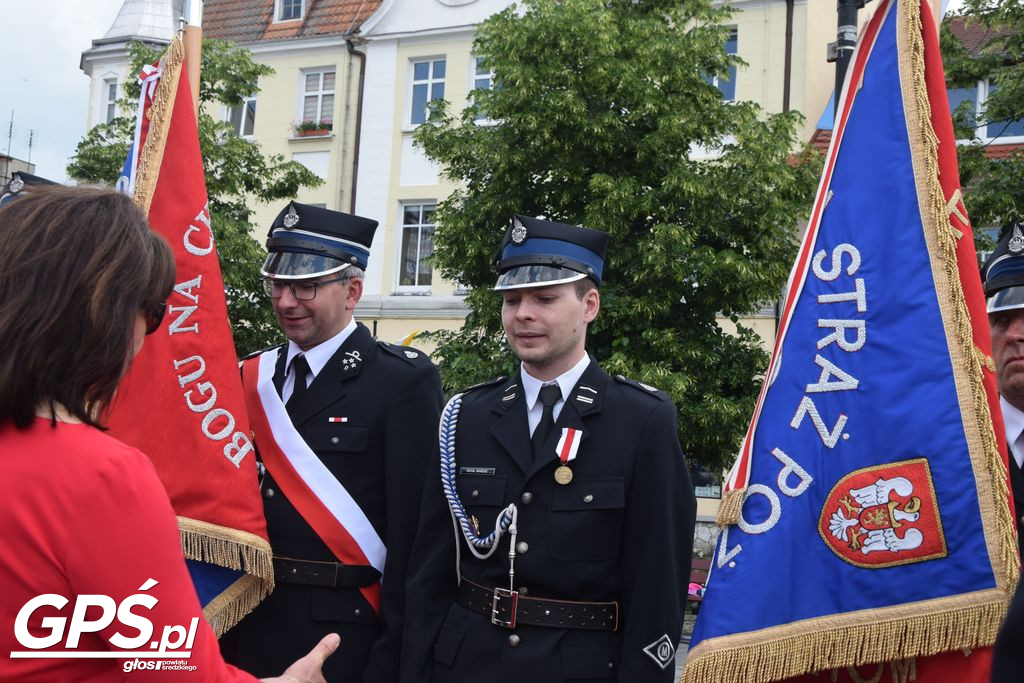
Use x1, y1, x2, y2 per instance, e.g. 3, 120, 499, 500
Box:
106, 36, 272, 636
819, 459, 947, 568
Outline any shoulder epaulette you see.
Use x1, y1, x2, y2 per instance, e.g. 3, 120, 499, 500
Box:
462, 376, 507, 395
239, 343, 285, 363
613, 374, 668, 400
377, 340, 432, 366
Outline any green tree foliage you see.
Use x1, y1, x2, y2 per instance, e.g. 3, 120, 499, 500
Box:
942, 0, 1024, 236
417, 0, 821, 470
68, 39, 321, 354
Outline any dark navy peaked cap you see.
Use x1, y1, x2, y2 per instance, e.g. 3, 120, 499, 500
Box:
494, 215, 609, 290
261, 201, 378, 280
0, 172, 58, 207
983, 222, 1024, 313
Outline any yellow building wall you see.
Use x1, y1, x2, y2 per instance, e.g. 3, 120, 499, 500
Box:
243, 43, 362, 238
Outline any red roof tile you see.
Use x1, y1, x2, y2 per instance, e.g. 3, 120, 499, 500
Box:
203, 0, 383, 44
944, 15, 1015, 57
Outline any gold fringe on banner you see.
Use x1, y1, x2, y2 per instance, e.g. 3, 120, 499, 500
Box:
179, 517, 275, 637
716, 487, 745, 527
903, 0, 1020, 590
683, 596, 1006, 683
683, 2, 1017, 680
131, 35, 184, 215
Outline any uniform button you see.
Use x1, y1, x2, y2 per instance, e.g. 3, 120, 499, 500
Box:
516, 542, 529, 554
508, 634, 521, 647
471, 490, 480, 499
265, 488, 275, 498
521, 492, 533, 504
354, 609, 361, 617
331, 436, 340, 445
583, 494, 594, 503
608, 662, 615, 670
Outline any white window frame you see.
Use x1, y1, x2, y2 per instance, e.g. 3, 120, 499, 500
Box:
469, 55, 497, 125
394, 202, 437, 294
274, 0, 303, 22
297, 68, 336, 130
224, 95, 257, 139
950, 79, 1024, 145
407, 57, 447, 128
706, 27, 738, 102
104, 77, 118, 124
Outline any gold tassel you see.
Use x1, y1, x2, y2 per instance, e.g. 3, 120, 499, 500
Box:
716, 488, 745, 527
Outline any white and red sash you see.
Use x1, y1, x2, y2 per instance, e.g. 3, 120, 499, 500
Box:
242, 350, 385, 613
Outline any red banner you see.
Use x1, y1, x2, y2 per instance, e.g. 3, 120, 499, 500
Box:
107, 36, 272, 636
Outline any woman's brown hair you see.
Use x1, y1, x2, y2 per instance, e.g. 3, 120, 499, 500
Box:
0, 185, 175, 428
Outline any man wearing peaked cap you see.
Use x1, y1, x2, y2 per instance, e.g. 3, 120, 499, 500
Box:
229, 202, 443, 682
0, 172, 58, 207
984, 220, 1024, 681
401, 215, 696, 682
981, 221, 1024, 566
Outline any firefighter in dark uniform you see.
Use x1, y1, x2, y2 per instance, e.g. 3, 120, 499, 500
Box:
984, 223, 1024, 682
228, 202, 443, 682
401, 216, 696, 682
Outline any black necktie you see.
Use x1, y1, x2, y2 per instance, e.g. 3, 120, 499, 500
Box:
286, 354, 311, 411
532, 384, 561, 457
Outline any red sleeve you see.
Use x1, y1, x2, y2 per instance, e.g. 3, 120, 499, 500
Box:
64, 443, 257, 682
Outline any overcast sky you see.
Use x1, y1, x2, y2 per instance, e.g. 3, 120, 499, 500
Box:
0, 0, 966, 185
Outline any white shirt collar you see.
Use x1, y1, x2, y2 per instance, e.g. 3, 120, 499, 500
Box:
285, 318, 358, 378
521, 353, 591, 411
1001, 395, 1024, 469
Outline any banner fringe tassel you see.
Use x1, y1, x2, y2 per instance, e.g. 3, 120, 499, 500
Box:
179, 518, 275, 636
716, 488, 745, 527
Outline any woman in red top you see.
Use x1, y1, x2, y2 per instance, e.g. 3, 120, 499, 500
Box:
0, 186, 338, 682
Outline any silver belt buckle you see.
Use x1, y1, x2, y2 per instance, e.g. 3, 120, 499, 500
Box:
491, 587, 518, 628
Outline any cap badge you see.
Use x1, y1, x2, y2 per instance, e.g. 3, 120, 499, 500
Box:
283, 205, 300, 228
510, 218, 528, 245
404, 350, 419, 359
9, 176, 24, 194
1010, 224, 1024, 255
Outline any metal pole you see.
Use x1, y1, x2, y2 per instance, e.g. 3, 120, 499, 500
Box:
833, 0, 865, 117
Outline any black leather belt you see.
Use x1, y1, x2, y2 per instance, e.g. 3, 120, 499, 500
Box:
457, 579, 618, 631
273, 556, 380, 589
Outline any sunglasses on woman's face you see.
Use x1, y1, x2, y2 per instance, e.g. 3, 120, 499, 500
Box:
143, 302, 167, 335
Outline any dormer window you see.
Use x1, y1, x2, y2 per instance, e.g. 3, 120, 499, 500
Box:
277, 0, 303, 22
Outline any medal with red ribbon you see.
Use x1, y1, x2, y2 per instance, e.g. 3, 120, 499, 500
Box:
553, 427, 582, 485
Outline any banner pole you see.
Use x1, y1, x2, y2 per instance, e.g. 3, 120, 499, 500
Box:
183, 0, 203, 119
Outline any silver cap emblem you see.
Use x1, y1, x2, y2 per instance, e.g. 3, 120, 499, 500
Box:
9, 176, 24, 194
283, 205, 300, 228
510, 218, 528, 245
1010, 224, 1024, 254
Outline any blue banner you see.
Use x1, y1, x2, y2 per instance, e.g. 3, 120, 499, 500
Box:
683, 2, 1017, 681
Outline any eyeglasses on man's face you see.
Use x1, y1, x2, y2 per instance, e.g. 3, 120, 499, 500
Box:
262, 275, 349, 301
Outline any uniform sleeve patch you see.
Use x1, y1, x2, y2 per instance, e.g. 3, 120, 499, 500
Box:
642, 634, 676, 670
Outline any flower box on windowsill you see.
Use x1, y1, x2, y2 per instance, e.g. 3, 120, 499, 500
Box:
295, 128, 331, 138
